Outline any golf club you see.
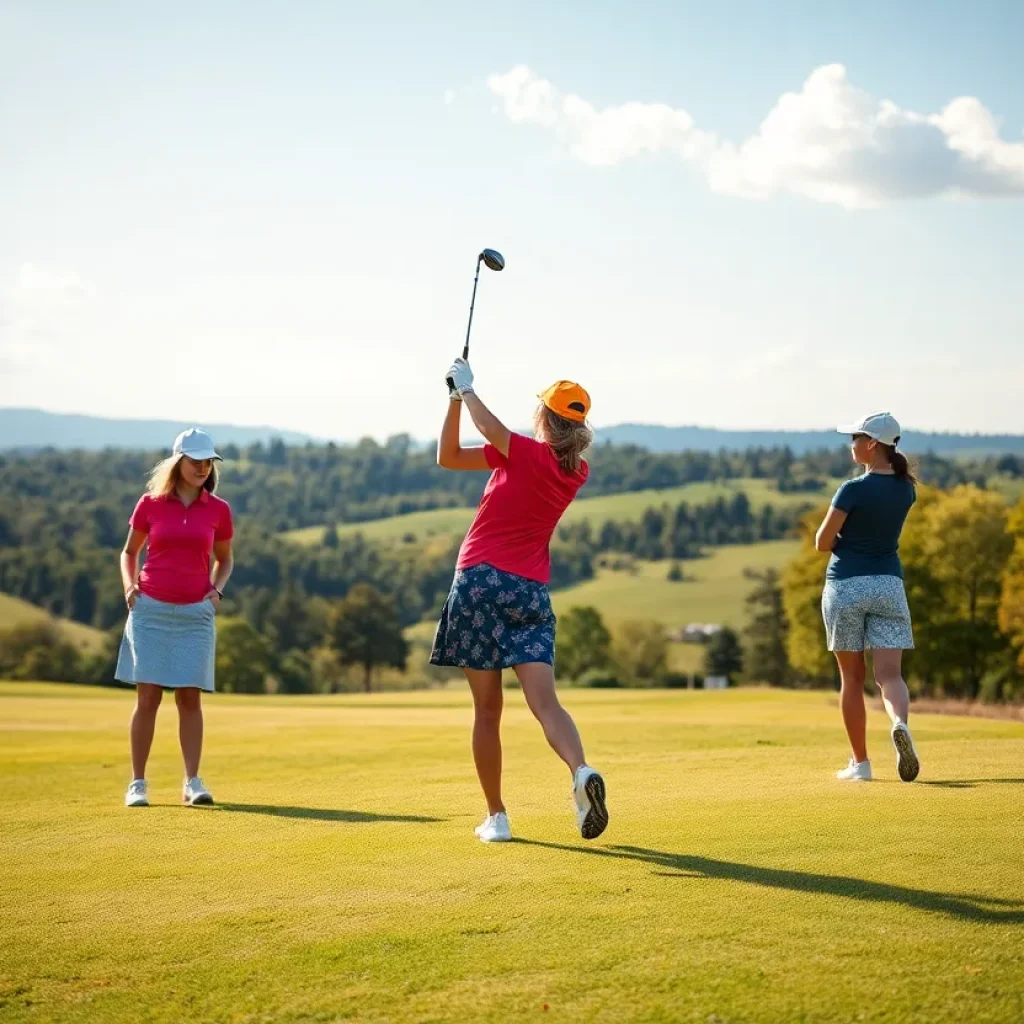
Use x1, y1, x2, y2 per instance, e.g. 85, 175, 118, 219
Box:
447, 248, 505, 393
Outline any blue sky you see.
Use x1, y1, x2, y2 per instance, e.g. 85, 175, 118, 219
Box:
1, 1, 1022, 441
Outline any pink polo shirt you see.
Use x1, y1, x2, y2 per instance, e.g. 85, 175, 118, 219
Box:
456, 433, 588, 584
130, 491, 234, 605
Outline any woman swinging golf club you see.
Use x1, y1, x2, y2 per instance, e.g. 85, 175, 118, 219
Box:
117, 428, 234, 808
815, 413, 920, 783
432, 357, 608, 842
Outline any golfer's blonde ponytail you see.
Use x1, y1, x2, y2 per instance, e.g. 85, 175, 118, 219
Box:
534, 405, 593, 474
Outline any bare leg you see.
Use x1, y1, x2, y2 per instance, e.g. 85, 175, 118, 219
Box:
130, 683, 163, 780
835, 651, 869, 763
514, 662, 586, 775
872, 649, 910, 725
464, 669, 504, 815
174, 688, 204, 780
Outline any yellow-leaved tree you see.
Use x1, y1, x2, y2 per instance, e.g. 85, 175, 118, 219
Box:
781, 505, 835, 684
902, 485, 1013, 699
997, 499, 1024, 692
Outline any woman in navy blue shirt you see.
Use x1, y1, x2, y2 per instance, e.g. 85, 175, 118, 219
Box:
814, 413, 920, 783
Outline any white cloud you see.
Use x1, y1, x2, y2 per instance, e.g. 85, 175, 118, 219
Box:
0, 264, 100, 371
487, 64, 1024, 208
738, 343, 803, 379
443, 88, 456, 106
10, 264, 96, 303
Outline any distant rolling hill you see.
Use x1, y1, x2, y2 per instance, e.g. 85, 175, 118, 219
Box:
593, 423, 1024, 457
3, 408, 1022, 457
0, 408, 316, 451
0, 593, 107, 652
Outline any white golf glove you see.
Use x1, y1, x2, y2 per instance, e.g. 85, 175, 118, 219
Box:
447, 358, 475, 396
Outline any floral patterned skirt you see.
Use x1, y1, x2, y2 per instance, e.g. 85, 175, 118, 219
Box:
429, 563, 556, 670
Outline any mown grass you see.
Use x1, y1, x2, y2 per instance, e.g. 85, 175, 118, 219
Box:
0, 593, 106, 652
2, 683, 1022, 1023
282, 478, 828, 547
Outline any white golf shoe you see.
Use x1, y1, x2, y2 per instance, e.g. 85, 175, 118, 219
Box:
891, 722, 920, 782
183, 776, 214, 806
573, 766, 609, 840
836, 758, 872, 782
125, 779, 149, 807
474, 811, 512, 843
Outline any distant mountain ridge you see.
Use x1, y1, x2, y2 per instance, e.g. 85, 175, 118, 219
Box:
2, 408, 1022, 456
0, 408, 316, 451
592, 423, 1024, 457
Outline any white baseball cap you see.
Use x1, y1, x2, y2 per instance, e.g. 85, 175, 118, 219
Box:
836, 412, 902, 447
173, 427, 222, 461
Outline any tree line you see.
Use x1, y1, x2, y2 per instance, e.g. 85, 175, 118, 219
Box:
1, 437, 1012, 540
2, 435, 1022, 697
556, 492, 802, 561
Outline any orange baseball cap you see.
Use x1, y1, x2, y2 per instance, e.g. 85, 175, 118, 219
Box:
538, 381, 591, 423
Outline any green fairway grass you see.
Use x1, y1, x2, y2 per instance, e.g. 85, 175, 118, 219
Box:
2, 683, 1022, 1023
0, 593, 106, 652
283, 478, 827, 547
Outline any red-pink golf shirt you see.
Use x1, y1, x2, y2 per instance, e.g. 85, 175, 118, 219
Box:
130, 491, 234, 605
456, 432, 588, 584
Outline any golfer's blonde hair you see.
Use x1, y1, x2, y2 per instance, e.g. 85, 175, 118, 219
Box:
146, 455, 218, 498
533, 405, 593, 474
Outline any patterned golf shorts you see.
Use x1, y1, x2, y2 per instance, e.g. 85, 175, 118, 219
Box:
430, 563, 555, 670
822, 575, 914, 652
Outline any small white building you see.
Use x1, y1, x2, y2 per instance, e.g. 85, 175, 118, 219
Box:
675, 623, 724, 644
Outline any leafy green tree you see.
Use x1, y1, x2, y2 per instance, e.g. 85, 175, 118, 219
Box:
329, 584, 408, 692
264, 585, 327, 652
556, 606, 613, 681
215, 619, 273, 693
612, 620, 668, 685
742, 569, 789, 686
705, 627, 743, 680
275, 649, 316, 694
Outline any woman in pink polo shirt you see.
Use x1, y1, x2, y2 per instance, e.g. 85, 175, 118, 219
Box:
116, 428, 234, 809
432, 357, 608, 844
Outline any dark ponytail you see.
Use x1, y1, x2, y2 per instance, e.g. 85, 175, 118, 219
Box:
886, 439, 917, 485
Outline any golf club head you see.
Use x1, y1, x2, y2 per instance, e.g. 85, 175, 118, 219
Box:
480, 248, 505, 272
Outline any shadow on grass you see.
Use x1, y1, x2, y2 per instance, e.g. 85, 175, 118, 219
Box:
512, 841, 1024, 924
917, 778, 1024, 789
215, 803, 444, 824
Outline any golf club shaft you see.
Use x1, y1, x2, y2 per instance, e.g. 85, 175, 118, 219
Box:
447, 257, 483, 392
463, 258, 482, 358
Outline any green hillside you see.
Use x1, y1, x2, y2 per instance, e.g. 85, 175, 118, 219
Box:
284, 478, 829, 547
551, 540, 801, 629
0, 593, 107, 652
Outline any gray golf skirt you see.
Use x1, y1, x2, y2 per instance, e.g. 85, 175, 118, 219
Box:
822, 575, 914, 653
115, 592, 217, 692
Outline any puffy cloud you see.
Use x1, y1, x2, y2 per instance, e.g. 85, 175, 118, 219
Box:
488, 66, 713, 166
0, 264, 99, 368
487, 63, 1024, 208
